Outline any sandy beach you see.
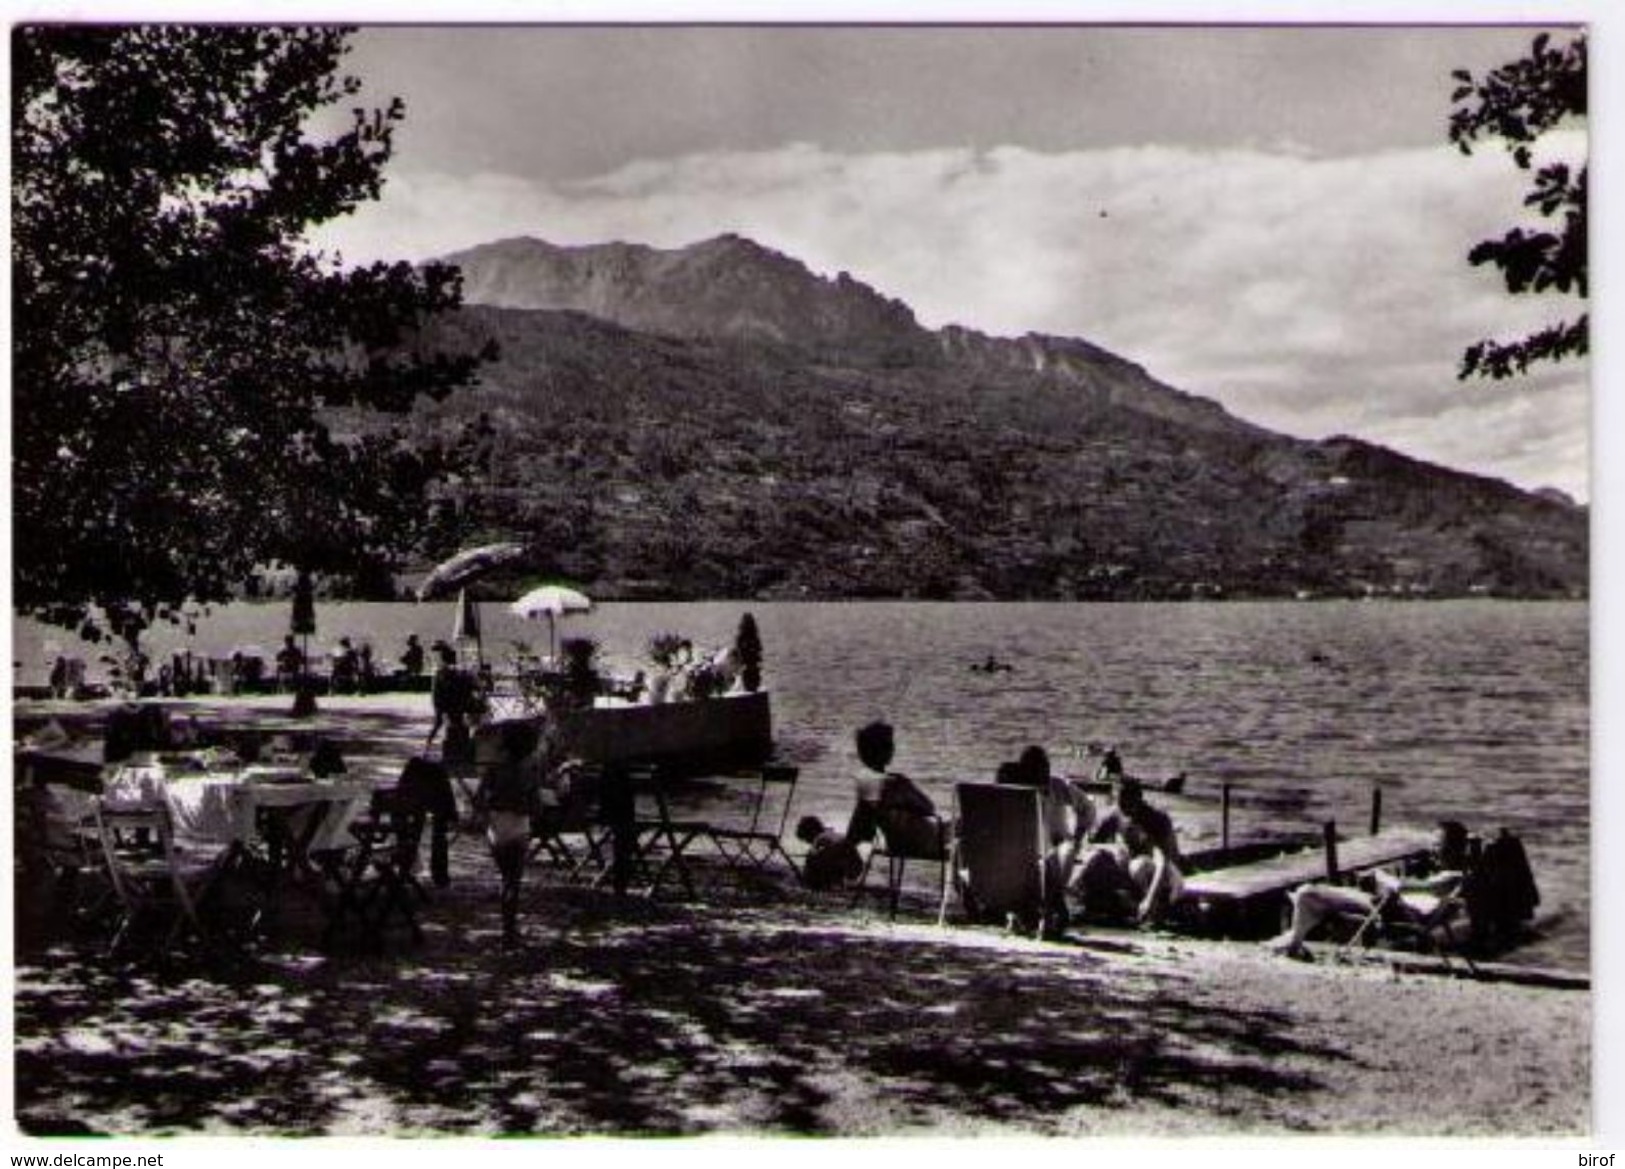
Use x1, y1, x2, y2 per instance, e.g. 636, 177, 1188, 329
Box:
9, 693, 1592, 1136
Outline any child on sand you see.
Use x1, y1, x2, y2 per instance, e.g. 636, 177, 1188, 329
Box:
476, 720, 548, 947
795, 815, 863, 890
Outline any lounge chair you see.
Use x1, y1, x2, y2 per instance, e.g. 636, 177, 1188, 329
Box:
945, 782, 1050, 935
16, 783, 109, 935
1338, 872, 1477, 973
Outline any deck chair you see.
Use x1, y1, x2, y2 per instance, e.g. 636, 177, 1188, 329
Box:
92, 800, 220, 959
947, 783, 1050, 934
1340, 872, 1477, 973
703, 764, 802, 878
850, 800, 952, 920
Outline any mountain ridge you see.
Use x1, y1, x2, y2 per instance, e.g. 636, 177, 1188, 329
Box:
404, 234, 1586, 602
440, 233, 1270, 444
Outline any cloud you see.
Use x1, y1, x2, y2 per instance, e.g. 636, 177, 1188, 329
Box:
310, 138, 1590, 500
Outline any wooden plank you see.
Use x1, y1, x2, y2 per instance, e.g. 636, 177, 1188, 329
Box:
1183, 829, 1435, 902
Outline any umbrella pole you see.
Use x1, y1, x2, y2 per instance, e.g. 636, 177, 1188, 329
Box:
292, 631, 317, 717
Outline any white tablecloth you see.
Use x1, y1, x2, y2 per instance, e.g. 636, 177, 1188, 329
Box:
145, 771, 371, 851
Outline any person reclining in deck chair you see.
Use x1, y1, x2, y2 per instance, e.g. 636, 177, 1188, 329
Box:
1265, 820, 1472, 960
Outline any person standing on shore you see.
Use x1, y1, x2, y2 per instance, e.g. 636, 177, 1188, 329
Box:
427, 642, 479, 772
476, 719, 547, 947
331, 637, 359, 694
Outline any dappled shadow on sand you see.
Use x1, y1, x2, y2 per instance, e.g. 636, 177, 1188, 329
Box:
13, 873, 1344, 1137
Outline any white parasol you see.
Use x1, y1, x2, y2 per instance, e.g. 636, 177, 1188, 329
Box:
510, 584, 593, 660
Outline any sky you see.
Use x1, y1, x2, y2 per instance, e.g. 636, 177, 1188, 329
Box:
306, 23, 1594, 502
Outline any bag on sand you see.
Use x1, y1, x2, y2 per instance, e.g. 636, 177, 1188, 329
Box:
1471, 829, 1540, 941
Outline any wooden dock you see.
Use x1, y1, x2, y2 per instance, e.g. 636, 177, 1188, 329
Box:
1176, 827, 1437, 938
1183, 828, 1436, 904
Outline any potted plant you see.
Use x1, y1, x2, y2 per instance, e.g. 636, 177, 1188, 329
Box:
647, 631, 687, 671
560, 636, 602, 710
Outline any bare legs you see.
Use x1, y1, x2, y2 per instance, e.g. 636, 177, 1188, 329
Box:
1268, 883, 1376, 955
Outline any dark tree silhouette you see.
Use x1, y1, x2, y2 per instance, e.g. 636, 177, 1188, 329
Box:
1449, 31, 1587, 380
11, 26, 492, 636
734, 612, 762, 692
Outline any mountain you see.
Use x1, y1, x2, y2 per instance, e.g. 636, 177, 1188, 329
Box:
404, 234, 1587, 602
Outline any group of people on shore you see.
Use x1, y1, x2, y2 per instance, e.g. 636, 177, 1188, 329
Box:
431, 706, 1537, 956
275, 634, 422, 694
795, 721, 1186, 935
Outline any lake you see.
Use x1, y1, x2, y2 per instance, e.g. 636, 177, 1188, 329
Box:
11, 598, 1590, 967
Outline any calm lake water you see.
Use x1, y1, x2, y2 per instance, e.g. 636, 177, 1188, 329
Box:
12, 599, 1590, 967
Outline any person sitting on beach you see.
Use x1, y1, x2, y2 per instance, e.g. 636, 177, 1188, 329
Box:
1070, 773, 1185, 926
997, 745, 1095, 849
49, 656, 70, 700
1265, 821, 1472, 960
623, 670, 648, 704
400, 634, 426, 679
999, 744, 1096, 934
846, 720, 943, 858
796, 814, 864, 891
276, 635, 304, 692
1032, 745, 1096, 862
331, 637, 359, 694
475, 719, 549, 947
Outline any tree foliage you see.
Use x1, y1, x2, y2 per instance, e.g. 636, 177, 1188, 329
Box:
11, 25, 492, 639
1449, 31, 1587, 380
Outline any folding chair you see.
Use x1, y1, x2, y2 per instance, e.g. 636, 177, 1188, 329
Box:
850, 801, 952, 920
528, 763, 611, 879
1341, 872, 1477, 974
589, 764, 709, 898
330, 789, 427, 947
703, 764, 802, 878
946, 783, 1050, 934
92, 800, 220, 958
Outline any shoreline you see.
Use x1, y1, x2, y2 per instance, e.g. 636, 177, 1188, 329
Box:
10, 690, 1589, 984
11, 868, 1591, 1136
10, 696, 1594, 1136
